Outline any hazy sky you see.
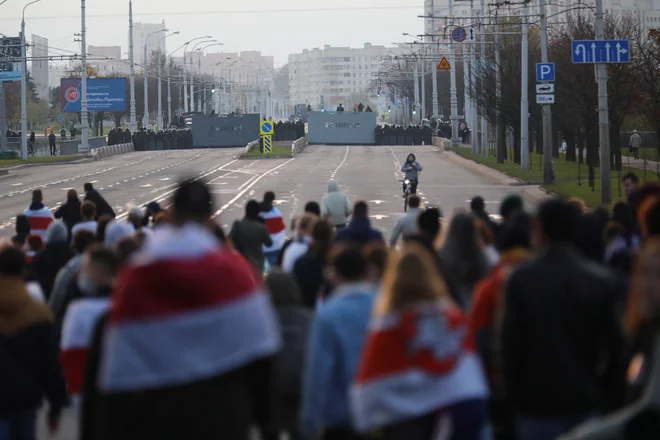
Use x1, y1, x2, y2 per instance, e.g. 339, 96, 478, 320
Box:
1, 0, 423, 67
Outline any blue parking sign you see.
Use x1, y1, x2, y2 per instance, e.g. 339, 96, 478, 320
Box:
536, 63, 555, 82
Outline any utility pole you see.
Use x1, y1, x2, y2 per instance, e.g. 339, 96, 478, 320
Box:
480, 0, 488, 158
495, 18, 504, 163
80, 0, 89, 152
183, 50, 188, 113
167, 61, 172, 126
595, 0, 611, 203
431, 0, 439, 118
128, 0, 136, 132
421, 46, 426, 119
413, 55, 420, 122
521, 1, 529, 169
540, 0, 554, 183
448, 0, 459, 146
470, 1, 478, 153
463, 24, 472, 150
0, 84, 7, 153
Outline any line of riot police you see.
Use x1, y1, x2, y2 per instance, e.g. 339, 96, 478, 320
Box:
107, 128, 133, 146
374, 124, 434, 146
132, 127, 193, 151
274, 120, 305, 141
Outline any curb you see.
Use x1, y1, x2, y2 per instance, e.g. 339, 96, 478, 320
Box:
238, 155, 293, 160
0, 157, 93, 170
441, 149, 521, 186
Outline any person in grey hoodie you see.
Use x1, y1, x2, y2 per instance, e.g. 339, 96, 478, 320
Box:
390, 195, 422, 247
401, 153, 423, 194
321, 180, 351, 229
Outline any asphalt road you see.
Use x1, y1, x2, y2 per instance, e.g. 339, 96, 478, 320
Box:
25, 145, 534, 440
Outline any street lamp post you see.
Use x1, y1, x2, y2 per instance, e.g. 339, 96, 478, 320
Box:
128, 0, 137, 133
81, 0, 89, 152
189, 39, 215, 113
180, 37, 210, 113
196, 43, 223, 112
20, 0, 43, 160
157, 31, 179, 130
143, 28, 167, 128
166, 41, 188, 127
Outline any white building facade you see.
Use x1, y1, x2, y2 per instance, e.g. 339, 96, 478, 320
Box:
30, 34, 48, 100
130, 21, 167, 67
288, 43, 406, 109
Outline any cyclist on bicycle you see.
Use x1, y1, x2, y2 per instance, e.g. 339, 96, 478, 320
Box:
401, 153, 422, 194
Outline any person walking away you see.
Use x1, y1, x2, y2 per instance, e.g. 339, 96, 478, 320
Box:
87, 178, 281, 440
334, 201, 384, 247
321, 180, 351, 229
470, 195, 499, 240
401, 154, 422, 194
469, 212, 532, 440
83, 183, 115, 219
11, 215, 31, 249
48, 131, 57, 156
629, 130, 642, 160
33, 221, 75, 300
24, 189, 54, 242
230, 200, 273, 272
390, 195, 422, 247
0, 246, 67, 439
350, 242, 489, 440
500, 199, 626, 440
60, 247, 118, 412
282, 214, 317, 272
300, 246, 377, 440
49, 230, 96, 333
71, 201, 98, 237
438, 213, 489, 309
264, 271, 313, 440
259, 192, 287, 267
293, 220, 334, 309
55, 189, 83, 235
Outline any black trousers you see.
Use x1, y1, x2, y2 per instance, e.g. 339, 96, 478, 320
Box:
403, 181, 418, 194
50, 144, 56, 155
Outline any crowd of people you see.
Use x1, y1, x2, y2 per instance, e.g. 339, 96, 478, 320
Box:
131, 127, 193, 151
274, 120, 306, 142
375, 124, 434, 146
1, 168, 659, 440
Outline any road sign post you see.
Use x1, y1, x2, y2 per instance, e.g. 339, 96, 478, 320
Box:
535, 63, 555, 82
571, 39, 630, 63
437, 57, 451, 70
262, 135, 272, 154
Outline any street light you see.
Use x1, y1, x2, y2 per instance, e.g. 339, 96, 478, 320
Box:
20, 0, 44, 160
203, 57, 232, 113
157, 31, 179, 130
143, 28, 167, 128
166, 41, 188, 126
181, 36, 211, 113
196, 42, 223, 112
189, 39, 215, 113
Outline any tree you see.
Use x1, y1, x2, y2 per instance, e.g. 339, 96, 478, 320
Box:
3, 71, 40, 127
634, 25, 660, 164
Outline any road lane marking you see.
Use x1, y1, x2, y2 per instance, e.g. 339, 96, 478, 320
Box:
330, 146, 350, 179
213, 158, 296, 217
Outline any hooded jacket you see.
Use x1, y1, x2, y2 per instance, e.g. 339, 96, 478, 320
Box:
335, 217, 384, 246
33, 221, 75, 300
0, 275, 67, 417
321, 180, 351, 227
84, 189, 115, 220
24, 201, 54, 241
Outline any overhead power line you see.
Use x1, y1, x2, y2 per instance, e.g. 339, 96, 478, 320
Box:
0, 5, 423, 21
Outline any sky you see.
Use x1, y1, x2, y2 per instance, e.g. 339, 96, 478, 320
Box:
0, 0, 424, 67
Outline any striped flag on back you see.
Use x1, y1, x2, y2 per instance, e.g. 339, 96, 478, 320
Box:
24, 205, 53, 241
350, 300, 489, 432
98, 223, 281, 393
260, 207, 286, 253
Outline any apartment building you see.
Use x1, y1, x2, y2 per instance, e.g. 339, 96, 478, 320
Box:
130, 20, 167, 67
288, 43, 406, 109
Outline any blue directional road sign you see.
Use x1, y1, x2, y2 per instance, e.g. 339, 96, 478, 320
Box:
536, 63, 555, 82
0, 71, 21, 82
260, 120, 274, 135
58, 115, 64, 122
571, 40, 630, 64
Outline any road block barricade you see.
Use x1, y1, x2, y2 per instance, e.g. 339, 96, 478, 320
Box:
90, 143, 135, 161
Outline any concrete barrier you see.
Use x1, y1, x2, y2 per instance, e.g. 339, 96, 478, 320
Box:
291, 137, 308, 156
244, 139, 260, 155
91, 143, 135, 161
432, 136, 451, 149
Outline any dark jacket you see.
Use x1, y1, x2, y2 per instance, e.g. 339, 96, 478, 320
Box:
54, 198, 83, 234
229, 218, 272, 270
293, 252, 327, 309
501, 246, 627, 417
0, 276, 67, 418
84, 189, 115, 220
334, 216, 383, 246
33, 242, 75, 300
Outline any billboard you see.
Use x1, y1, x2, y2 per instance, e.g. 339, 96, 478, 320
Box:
192, 114, 260, 148
60, 77, 127, 112
307, 111, 377, 145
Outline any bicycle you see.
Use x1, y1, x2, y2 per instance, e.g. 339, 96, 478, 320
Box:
27, 141, 36, 157
400, 178, 418, 212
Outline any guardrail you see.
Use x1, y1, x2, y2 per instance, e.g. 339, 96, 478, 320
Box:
291, 137, 307, 156
244, 139, 260, 154
90, 143, 134, 161
432, 136, 451, 149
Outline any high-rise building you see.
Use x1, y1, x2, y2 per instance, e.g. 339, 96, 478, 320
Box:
87, 45, 128, 75
30, 34, 49, 100
130, 20, 167, 67
288, 43, 406, 109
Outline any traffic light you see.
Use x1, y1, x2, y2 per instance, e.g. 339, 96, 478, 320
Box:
211, 88, 216, 93
412, 110, 416, 115
387, 105, 391, 113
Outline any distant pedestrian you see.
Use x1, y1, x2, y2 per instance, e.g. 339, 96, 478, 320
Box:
334, 201, 384, 246
259, 191, 287, 267
33, 221, 74, 300
390, 195, 422, 247
83, 183, 115, 219
24, 189, 54, 242
54, 189, 83, 235
48, 132, 57, 156
321, 179, 351, 229
72, 201, 98, 237
230, 200, 273, 272
281, 214, 317, 272
629, 130, 642, 160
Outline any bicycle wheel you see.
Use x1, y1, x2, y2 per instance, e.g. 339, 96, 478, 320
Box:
404, 191, 409, 212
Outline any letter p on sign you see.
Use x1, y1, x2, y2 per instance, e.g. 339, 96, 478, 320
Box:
536, 63, 555, 82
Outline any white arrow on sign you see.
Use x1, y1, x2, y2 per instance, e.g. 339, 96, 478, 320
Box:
605, 42, 611, 62
536, 94, 555, 104
575, 43, 587, 62
616, 42, 628, 61
535, 83, 554, 94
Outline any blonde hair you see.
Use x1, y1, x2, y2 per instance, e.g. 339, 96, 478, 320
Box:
375, 242, 450, 316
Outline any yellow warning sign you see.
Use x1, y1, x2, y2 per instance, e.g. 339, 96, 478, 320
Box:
437, 57, 451, 70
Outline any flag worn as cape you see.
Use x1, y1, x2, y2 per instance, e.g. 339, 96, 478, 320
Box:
98, 223, 282, 393
350, 300, 489, 432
